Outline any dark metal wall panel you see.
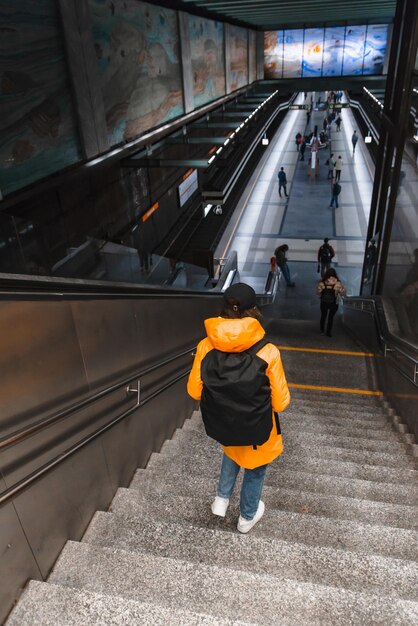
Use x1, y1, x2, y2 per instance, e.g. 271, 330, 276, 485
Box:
0, 300, 89, 438
11, 440, 114, 579
0, 476, 43, 622
71, 299, 140, 389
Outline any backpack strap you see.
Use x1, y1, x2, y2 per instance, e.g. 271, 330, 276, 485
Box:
245, 338, 270, 358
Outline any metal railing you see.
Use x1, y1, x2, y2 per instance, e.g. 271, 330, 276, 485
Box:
0, 346, 195, 506
343, 296, 418, 386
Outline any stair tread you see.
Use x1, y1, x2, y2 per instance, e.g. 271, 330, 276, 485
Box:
83, 510, 418, 600
113, 485, 418, 531
47, 541, 418, 626
135, 460, 418, 506
6, 580, 249, 626
182, 419, 404, 443
152, 447, 418, 485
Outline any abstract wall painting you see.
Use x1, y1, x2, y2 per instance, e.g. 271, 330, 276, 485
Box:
0, 0, 81, 196
89, 0, 184, 146
189, 15, 225, 108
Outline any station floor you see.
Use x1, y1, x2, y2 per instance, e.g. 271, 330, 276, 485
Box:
215, 91, 376, 320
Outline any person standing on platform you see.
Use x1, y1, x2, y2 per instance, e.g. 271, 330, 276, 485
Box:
306, 109, 311, 125
327, 153, 336, 179
299, 138, 306, 161
295, 132, 302, 151
329, 179, 341, 208
317, 268, 346, 337
275, 244, 295, 287
278, 167, 288, 197
334, 155, 343, 181
352, 130, 359, 153
317, 238, 335, 277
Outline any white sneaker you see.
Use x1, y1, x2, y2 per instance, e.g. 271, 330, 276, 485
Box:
237, 501, 265, 534
211, 496, 229, 517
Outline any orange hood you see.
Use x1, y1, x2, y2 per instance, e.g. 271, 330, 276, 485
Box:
204, 317, 265, 353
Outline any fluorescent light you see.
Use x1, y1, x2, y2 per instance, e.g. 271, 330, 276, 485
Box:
365, 136, 372, 143
216, 147, 223, 154
207, 155, 215, 164
203, 204, 212, 217
223, 138, 230, 145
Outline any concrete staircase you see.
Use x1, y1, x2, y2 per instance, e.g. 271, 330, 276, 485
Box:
6, 320, 418, 625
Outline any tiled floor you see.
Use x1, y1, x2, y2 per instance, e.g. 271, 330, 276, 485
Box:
215, 91, 376, 319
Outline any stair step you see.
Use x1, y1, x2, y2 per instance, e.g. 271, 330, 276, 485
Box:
6, 580, 248, 626
183, 415, 414, 457
137, 457, 418, 506
183, 416, 401, 442
148, 432, 417, 472
129, 473, 418, 561
285, 402, 390, 420
83, 510, 418, 601
47, 541, 418, 625
187, 409, 389, 429
162, 437, 418, 485
288, 388, 385, 405
113, 485, 418, 531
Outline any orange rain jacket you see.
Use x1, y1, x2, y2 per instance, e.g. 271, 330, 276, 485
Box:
187, 316, 290, 469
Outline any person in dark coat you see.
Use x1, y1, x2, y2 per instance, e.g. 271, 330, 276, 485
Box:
329, 179, 341, 208
299, 138, 306, 161
274, 244, 295, 286
316, 268, 346, 337
317, 238, 335, 277
278, 167, 288, 197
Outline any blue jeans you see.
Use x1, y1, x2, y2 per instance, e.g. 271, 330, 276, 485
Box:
330, 194, 339, 208
217, 453, 268, 520
281, 263, 292, 285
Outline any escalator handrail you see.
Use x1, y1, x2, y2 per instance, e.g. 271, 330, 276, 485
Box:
0, 345, 196, 452
343, 296, 418, 385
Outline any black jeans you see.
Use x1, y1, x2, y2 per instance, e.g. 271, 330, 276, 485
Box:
320, 303, 338, 334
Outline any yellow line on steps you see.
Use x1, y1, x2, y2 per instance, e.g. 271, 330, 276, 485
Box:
277, 346, 378, 357
289, 383, 384, 396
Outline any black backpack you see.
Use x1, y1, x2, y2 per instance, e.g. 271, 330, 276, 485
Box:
320, 245, 332, 262
321, 286, 337, 304
200, 338, 272, 446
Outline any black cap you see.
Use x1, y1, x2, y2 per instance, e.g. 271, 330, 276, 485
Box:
324, 238, 330, 243
223, 282, 257, 310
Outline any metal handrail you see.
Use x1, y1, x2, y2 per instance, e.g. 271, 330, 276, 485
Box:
343, 296, 418, 385
0, 368, 191, 506
0, 346, 195, 451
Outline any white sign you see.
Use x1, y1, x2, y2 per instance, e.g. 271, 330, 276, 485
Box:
178, 169, 198, 207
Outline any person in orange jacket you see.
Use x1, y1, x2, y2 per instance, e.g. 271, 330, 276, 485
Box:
187, 283, 290, 533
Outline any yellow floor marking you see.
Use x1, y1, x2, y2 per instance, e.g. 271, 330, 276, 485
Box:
289, 383, 383, 396
277, 346, 377, 357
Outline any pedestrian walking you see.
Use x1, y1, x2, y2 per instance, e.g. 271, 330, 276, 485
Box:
317, 238, 335, 277
306, 110, 311, 125
363, 239, 377, 284
335, 115, 342, 131
327, 153, 335, 179
317, 269, 346, 337
278, 167, 288, 197
334, 155, 343, 181
187, 283, 290, 533
274, 244, 295, 286
299, 138, 306, 161
295, 132, 302, 151
352, 130, 359, 153
329, 179, 341, 208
